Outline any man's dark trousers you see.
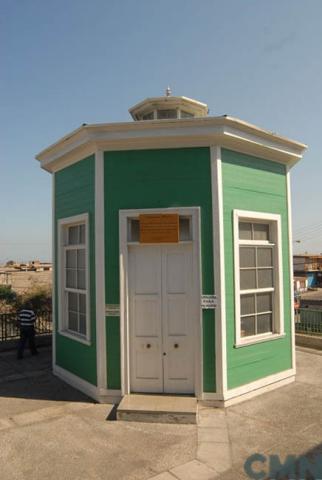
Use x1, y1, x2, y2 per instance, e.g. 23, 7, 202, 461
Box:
17, 326, 38, 358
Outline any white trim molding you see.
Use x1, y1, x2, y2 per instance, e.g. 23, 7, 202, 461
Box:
210, 146, 227, 396
95, 150, 107, 391
52, 173, 56, 369
119, 207, 203, 399
200, 368, 295, 407
57, 213, 91, 345
36, 116, 307, 173
53, 364, 122, 404
286, 167, 296, 372
223, 368, 295, 404
233, 210, 284, 347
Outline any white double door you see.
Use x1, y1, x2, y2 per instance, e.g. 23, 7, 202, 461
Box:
128, 243, 195, 394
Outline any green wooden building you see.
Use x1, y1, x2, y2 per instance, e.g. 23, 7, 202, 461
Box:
36, 92, 307, 406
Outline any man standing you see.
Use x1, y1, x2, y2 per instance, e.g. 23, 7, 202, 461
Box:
17, 302, 39, 359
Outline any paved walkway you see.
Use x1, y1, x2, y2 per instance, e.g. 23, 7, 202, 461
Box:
0, 346, 321, 479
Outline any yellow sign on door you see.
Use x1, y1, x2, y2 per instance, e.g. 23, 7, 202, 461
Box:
139, 214, 179, 243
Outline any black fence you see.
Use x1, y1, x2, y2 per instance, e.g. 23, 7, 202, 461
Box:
0, 311, 52, 341
295, 308, 322, 336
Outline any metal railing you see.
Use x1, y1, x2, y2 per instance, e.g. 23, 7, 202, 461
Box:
0, 311, 52, 341
295, 308, 322, 336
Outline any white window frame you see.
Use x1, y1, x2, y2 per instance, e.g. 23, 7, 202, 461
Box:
233, 210, 285, 347
58, 213, 91, 345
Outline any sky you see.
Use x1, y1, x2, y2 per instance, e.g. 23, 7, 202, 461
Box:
1, 0, 322, 263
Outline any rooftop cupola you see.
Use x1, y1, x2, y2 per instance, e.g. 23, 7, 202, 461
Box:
129, 87, 208, 121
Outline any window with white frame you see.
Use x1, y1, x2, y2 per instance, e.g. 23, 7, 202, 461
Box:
234, 211, 284, 345
59, 215, 89, 341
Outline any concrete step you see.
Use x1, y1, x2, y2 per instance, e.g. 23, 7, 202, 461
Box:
117, 394, 197, 424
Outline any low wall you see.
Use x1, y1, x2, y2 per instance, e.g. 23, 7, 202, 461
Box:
295, 333, 322, 351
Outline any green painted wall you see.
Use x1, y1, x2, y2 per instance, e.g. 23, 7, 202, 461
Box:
221, 149, 292, 389
104, 147, 216, 392
55, 155, 97, 385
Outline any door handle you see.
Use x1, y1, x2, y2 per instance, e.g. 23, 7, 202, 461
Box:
174, 343, 179, 349
146, 343, 151, 349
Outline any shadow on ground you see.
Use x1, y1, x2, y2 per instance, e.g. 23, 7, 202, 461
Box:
0, 345, 92, 405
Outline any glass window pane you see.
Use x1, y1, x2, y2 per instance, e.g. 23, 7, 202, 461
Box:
66, 269, 77, 288
258, 269, 274, 288
241, 316, 256, 337
257, 313, 272, 334
258, 248, 273, 267
179, 217, 191, 241
241, 294, 255, 316
253, 223, 269, 241
257, 292, 272, 313
77, 269, 86, 290
79, 224, 86, 244
66, 250, 77, 268
181, 110, 194, 118
157, 109, 177, 119
79, 294, 86, 314
240, 247, 256, 268
129, 219, 140, 242
79, 314, 86, 335
240, 269, 256, 290
68, 226, 79, 245
142, 111, 154, 120
77, 249, 85, 269
239, 222, 252, 240
68, 292, 78, 312
68, 311, 78, 332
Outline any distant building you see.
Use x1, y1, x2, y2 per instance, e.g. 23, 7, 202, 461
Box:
293, 276, 308, 294
293, 254, 322, 287
29, 260, 52, 272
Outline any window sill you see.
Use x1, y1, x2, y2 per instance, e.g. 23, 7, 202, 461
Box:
58, 329, 91, 346
234, 333, 286, 348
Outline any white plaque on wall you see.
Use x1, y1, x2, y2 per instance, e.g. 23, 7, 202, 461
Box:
201, 295, 217, 309
105, 304, 120, 316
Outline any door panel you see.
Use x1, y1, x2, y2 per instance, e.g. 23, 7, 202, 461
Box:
129, 243, 194, 394
129, 246, 163, 392
162, 245, 194, 393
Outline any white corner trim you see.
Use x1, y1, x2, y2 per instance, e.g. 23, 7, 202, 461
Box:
57, 213, 91, 344
52, 174, 56, 369
233, 209, 284, 346
95, 151, 107, 392
210, 146, 227, 395
286, 167, 296, 372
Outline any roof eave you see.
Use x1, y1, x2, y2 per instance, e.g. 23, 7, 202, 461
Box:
36, 116, 307, 173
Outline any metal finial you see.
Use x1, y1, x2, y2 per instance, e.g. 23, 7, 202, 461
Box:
165, 86, 171, 97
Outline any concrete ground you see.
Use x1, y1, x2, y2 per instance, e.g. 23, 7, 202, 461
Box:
0, 346, 321, 479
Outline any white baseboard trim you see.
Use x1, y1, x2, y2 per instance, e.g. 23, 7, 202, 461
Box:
201, 392, 224, 401
53, 365, 122, 404
223, 375, 295, 407
54, 364, 99, 400
224, 368, 295, 401
98, 388, 122, 404
199, 369, 295, 407
54, 365, 295, 408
